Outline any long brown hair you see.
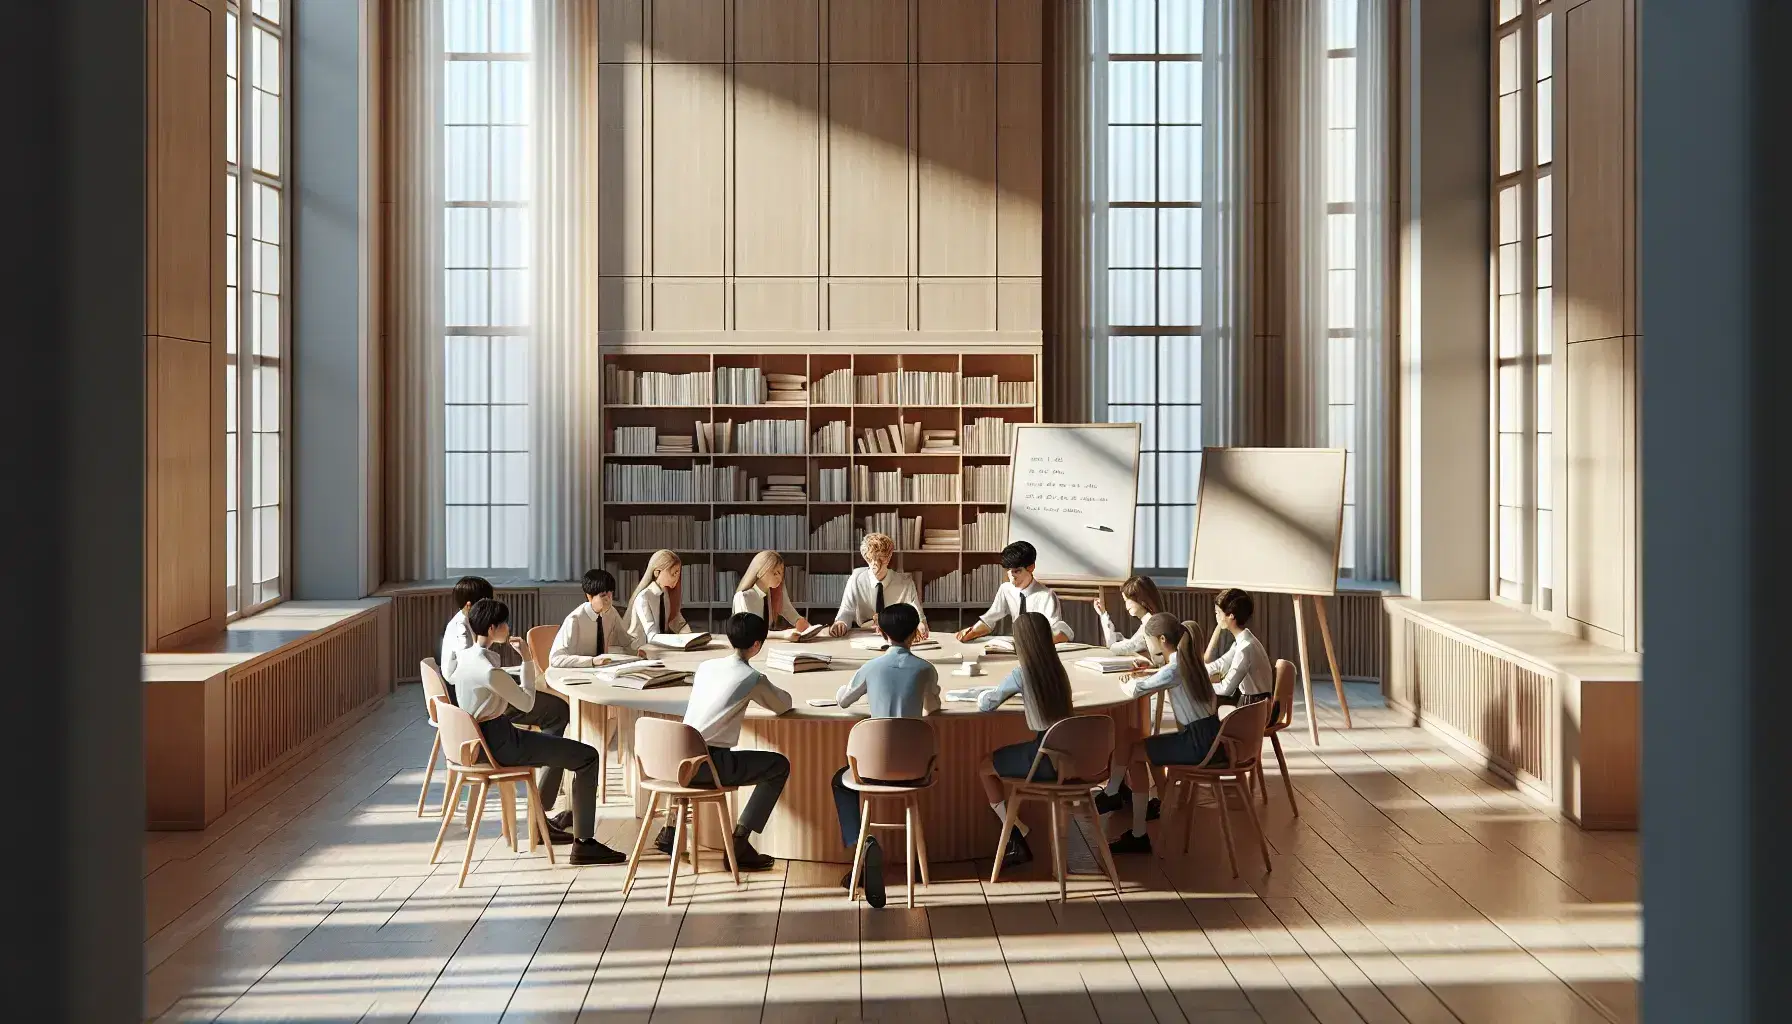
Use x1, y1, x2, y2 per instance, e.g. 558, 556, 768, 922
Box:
1012, 611, 1073, 725
738, 550, 786, 623
1119, 575, 1164, 616
630, 549, 682, 623
1143, 612, 1217, 718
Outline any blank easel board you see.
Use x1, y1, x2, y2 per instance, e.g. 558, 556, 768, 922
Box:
1005, 423, 1141, 586
1186, 447, 1347, 596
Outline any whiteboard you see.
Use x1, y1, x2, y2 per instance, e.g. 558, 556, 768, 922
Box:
1186, 447, 1346, 596
1005, 424, 1141, 585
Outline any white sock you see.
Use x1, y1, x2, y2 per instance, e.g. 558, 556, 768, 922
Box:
1103, 757, 1125, 796
990, 801, 1030, 837
1130, 789, 1149, 837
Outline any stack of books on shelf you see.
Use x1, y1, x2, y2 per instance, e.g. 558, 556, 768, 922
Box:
962, 375, 1036, 406
813, 368, 853, 404
964, 464, 1011, 502
855, 371, 899, 404
714, 467, 754, 500
760, 475, 806, 502
921, 528, 960, 552
855, 422, 923, 454
713, 514, 807, 551
811, 512, 854, 551
716, 366, 766, 405
964, 416, 1017, 455
877, 515, 922, 551
657, 434, 695, 454
610, 515, 709, 551
767, 647, 832, 673
681, 562, 717, 602
606, 366, 712, 406
766, 373, 807, 405
922, 569, 960, 604
807, 574, 850, 608
696, 420, 728, 453
811, 420, 850, 454
716, 569, 741, 599
898, 370, 959, 405
922, 429, 959, 454
964, 511, 1009, 552
853, 466, 904, 502
613, 426, 657, 455
731, 419, 808, 455
817, 467, 849, 502
903, 473, 959, 502
967, 562, 1003, 604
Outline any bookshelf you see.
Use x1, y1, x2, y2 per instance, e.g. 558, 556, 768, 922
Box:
600, 344, 1042, 630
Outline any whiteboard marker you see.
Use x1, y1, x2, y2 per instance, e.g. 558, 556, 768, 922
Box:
1086, 524, 1114, 532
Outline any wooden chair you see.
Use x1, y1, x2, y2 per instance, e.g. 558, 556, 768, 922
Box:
526, 621, 616, 804
842, 718, 938, 908
619, 718, 741, 905
990, 714, 1123, 901
427, 701, 556, 887
1160, 699, 1274, 876
415, 658, 453, 817
1257, 659, 1299, 816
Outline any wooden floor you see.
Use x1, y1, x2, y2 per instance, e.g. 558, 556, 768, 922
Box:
144, 685, 1639, 1023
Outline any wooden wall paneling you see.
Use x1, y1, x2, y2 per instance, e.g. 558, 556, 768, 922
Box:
598, 0, 646, 63
828, 0, 909, 63
826, 280, 911, 330
150, 337, 218, 641
734, 62, 822, 277
734, 0, 819, 63
917, 0, 995, 63
734, 280, 821, 330
916, 280, 997, 331
649, 0, 726, 63
1564, 336, 1630, 639
917, 63, 998, 277
996, 0, 1043, 63
650, 279, 728, 330
827, 64, 911, 277
1562, 0, 1626, 345
143, 671, 228, 828
150, 0, 216, 342
1572, 677, 1640, 828
649, 61, 728, 278
996, 62, 1043, 277
597, 62, 646, 276
997, 278, 1043, 331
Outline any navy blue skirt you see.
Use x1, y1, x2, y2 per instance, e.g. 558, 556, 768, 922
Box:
990, 731, 1057, 782
1144, 716, 1225, 767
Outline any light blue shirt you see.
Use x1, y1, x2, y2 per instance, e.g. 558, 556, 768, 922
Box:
835, 645, 941, 718
1120, 652, 1217, 727
977, 666, 1055, 731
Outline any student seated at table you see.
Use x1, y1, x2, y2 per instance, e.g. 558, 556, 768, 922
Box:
549, 569, 634, 668
956, 541, 1073, 645
829, 602, 941, 907
656, 612, 793, 871
827, 531, 928, 638
440, 576, 495, 685
625, 549, 692, 652
1096, 574, 1167, 657
733, 550, 811, 636
973, 611, 1077, 868
1203, 588, 1275, 711
444, 599, 626, 864
1095, 613, 1224, 855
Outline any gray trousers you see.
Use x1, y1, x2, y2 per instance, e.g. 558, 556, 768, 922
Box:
500, 691, 571, 807
481, 693, 595, 838
689, 746, 791, 836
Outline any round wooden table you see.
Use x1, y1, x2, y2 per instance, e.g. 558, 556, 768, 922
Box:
545, 634, 1146, 864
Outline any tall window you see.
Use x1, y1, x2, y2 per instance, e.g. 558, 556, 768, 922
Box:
1102, 0, 1204, 573
1491, 0, 1554, 611
1325, 0, 1360, 575
443, 0, 532, 573
225, 0, 286, 617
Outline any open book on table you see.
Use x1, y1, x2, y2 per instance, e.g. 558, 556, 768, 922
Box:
596, 660, 691, 689
850, 636, 942, 652
944, 686, 995, 703
776, 623, 827, 643
766, 647, 833, 673
981, 636, 1093, 654
648, 632, 712, 651
1074, 655, 1143, 674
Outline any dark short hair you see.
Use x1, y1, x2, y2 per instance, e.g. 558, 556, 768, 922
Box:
999, 540, 1038, 571
725, 612, 768, 651
581, 568, 616, 598
877, 602, 921, 645
1215, 588, 1254, 627
468, 598, 510, 637
453, 575, 494, 608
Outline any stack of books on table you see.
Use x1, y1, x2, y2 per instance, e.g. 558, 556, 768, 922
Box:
1075, 655, 1141, 674
761, 475, 807, 502
766, 373, 808, 405
767, 647, 832, 673
597, 660, 691, 689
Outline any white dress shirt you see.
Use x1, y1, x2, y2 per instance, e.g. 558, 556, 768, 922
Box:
1207, 628, 1274, 698
733, 586, 800, 629
626, 581, 691, 649
445, 642, 541, 722
440, 609, 474, 670
548, 600, 635, 668
832, 567, 926, 630
978, 580, 1073, 640
1097, 610, 1151, 656
683, 654, 794, 747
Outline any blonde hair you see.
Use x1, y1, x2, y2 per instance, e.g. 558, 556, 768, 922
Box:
630, 549, 683, 623
860, 532, 894, 559
1119, 575, 1164, 616
1143, 612, 1216, 719
738, 550, 787, 622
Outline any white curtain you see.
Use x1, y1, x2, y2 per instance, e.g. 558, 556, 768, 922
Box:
1278, 0, 1330, 449
387, 0, 447, 582
1352, 0, 1393, 580
528, 0, 599, 579
1200, 0, 1260, 447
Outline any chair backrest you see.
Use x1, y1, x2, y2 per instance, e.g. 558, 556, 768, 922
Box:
1205, 698, 1272, 770
1035, 714, 1115, 785
634, 716, 712, 786
419, 658, 449, 723
845, 717, 938, 783
1269, 659, 1296, 730
526, 624, 557, 672
434, 700, 497, 768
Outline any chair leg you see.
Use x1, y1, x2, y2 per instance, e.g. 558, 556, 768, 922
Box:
526, 777, 556, 865
1237, 777, 1273, 873
1077, 799, 1123, 898
620, 791, 661, 897
911, 795, 933, 886
499, 782, 518, 852
417, 732, 441, 816
989, 790, 1023, 885
1050, 800, 1067, 903
1212, 781, 1239, 878
665, 799, 688, 906
430, 774, 463, 864
904, 802, 916, 909
685, 799, 702, 878
1271, 733, 1299, 816
847, 796, 874, 902
460, 781, 489, 887
711, 798, 740, 885
598, 707, 611, 805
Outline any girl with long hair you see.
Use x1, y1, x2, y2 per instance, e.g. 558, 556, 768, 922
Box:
625, 549, 689, 651
1096, 574, 1166, 656
973, 611, 1076, 868
733, 550, 810, 634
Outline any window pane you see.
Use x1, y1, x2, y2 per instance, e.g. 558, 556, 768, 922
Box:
446, 269, 490, 326
1158, 61, 1201, 124
254, 432, 281, 505
1499, 363, 1522, 431
1536, 77, 1554, 164
1157, 125, 1201, 201
445, 126, 490, 201
489, 0, 532, 52
1107, 338, 1156, 402
1536, 360, 1554, 434
1537, 13, 1554, 79
491, 126, 528, 202
1107, 126, 1155, 202
491, 268, 528, 326
1499, 0, 1521, 26
226, 509, 239, 614
1327, 268, 1355, 330
1108, 60, 1155, 123
1498, 293, 1521, 358
445, 207, 490, 267
447, 405, 488, 451
445, 0, 489, 53
490, 404, 529, 451
255, 292, 281, 358
445, 335, 490, 403
1326, 0, 1356, 50
447, 452, 491, 503
1499, 506, 1521, 584
254, 505, 281, 588
1159, 337, 1200, 401
1498, 185, 1519, 243
1536, 287, 1554, 354
1536, 431, 1554, 510
1109, 208, 1155, 267
1158, 504, 1193, 569
1159, 268, 1200, 326
1498, 432, 1520, 505
1107, 404, 1157, 450
1536, 173, 1553, 235
1108, 269, 1154, 326
1133, 506, 1157, 567
491, 453, 530, 503
1326, 56, 1356, 131
490, 505, 531, 569
253, 0, 282, 24
1158, 207, 1200, 268
1327, 212, 1356, 270
1159, 0, 1203, 53
1159, 452, 1202, 504
1498, 91, 1520, 176
490, 207, 529, 267
1159, 405, 1200, 451
1536, 508, 1554, 595
444, 60, 489, 124
490, 59, 528, 124
1498, 31, 1519, 93
490, 337, 530, 402
1107, 0, 1155, 55
254, 363, 280, 432
447, 505, 490, 570
1137, 455, 1157, 503
1329, 335, 1356, 405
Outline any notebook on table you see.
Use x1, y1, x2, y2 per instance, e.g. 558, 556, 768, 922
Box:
648, 632, 712, 651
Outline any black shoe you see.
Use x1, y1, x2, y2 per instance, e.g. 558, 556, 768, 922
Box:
861, 838, 886, 909
548, 810, 573, 831
1001, 830, 1033, 869
653, 825, 677, 857
733, 835, 775, 871
1093, 784, 1130, 816
1147, 797, 1161, 822
543, 822, 576, 846
570, 839, 627, 865
1109, 830, 1153, 856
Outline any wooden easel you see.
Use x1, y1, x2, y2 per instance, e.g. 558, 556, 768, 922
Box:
1289, 592, 1352, 744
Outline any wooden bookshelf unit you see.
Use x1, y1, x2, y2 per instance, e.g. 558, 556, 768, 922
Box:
600, 343, 1042, 631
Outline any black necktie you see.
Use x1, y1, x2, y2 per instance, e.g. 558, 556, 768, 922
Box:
659, 593, 668, 632
594, 609, 606, 655
874, 580, 885, 615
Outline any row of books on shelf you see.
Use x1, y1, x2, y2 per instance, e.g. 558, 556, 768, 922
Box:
699, 418, 808, 454
963, 464, 1011, 503
851, 467, 961, 503
604, 510, 1010, 554
612, 420, 980, 457
963, 416, 1018, 455
854, 422, 958, 455
603, 561, 1002, 608
603, 464, 756, 502
605, 365, 1035, 407
607, 465, 1011, 506
604, 367, 712, 407
962, 375, 1036, 405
